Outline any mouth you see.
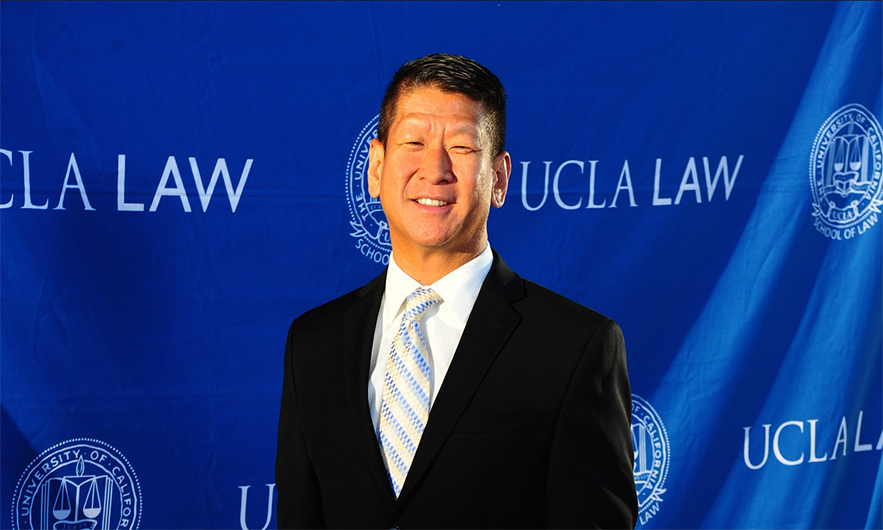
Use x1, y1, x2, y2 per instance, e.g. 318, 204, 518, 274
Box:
415, 198, 450, 207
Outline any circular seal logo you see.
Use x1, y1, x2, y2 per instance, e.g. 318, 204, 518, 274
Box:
346, 115, 391, 265
631, 394, 669, 526
810, 103, 883, 240
12, 438, 142, 530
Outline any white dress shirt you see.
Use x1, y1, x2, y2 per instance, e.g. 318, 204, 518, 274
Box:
368, 245, 494, 434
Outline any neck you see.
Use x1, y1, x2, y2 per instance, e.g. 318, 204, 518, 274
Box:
393, 245, 486, 285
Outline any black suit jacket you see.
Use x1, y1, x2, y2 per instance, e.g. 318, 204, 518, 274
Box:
276, 252, 638, 528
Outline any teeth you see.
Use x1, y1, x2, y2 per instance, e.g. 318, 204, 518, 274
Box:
416, 198, 448, 207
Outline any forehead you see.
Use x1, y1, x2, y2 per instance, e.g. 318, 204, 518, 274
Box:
390, 87, 489, 135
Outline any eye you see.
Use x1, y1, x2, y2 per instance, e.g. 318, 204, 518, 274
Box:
450, 145, 478, 154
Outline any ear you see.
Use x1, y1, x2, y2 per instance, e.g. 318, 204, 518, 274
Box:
490, 151, 511, 208
367, 138, 384, 198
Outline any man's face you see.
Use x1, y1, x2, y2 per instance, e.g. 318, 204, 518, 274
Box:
367, 87, 510, 265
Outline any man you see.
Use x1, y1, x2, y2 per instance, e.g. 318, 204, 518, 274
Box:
276, 53, 638, 528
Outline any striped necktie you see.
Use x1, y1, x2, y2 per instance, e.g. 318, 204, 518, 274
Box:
378, 287, 442, 497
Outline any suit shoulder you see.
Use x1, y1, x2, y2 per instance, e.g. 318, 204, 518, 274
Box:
288, 272, 384, 333
294, 286, 361, 325
517, 279, 619, 334
519, 279, 611, 320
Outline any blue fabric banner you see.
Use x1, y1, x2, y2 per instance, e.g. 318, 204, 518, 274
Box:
2, 2, 880, 528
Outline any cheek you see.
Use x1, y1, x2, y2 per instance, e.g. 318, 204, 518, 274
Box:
384, 157, 421, 187
472, 171, 497, 202
455, 159, 487, 187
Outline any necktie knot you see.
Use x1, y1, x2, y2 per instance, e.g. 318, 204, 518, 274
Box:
402, 287, 442, 322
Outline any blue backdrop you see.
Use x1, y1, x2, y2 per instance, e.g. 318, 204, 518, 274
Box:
2, 2, 881, 529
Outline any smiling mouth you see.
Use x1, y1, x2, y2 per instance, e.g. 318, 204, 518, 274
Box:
415, 198, 450, 207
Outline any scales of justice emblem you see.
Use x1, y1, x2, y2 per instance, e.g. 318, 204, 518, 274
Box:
12, 439, 141, 530
47, 456, 107, 529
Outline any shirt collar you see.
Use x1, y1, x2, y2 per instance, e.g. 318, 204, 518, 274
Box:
384, 244, 494, 327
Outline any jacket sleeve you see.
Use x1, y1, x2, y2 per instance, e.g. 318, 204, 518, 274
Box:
544, 318, 639, 529
275, 319, 326, 529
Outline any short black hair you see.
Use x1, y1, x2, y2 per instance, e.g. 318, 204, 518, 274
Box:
378, 53, 507, 156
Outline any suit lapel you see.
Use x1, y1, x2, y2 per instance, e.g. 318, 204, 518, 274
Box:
341, 270, 398, 505
396, 252, 526, 504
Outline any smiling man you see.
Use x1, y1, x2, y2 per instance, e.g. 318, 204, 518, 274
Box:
276, 53, 638, 529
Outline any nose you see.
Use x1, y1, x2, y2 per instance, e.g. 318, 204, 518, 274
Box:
420, 143, 454, 184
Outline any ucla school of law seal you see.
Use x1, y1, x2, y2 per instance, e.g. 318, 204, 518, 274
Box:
346, 115, 391, 265
12, 438, 141, 530
631, 394, 669, 526
809, 103, 883, 240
